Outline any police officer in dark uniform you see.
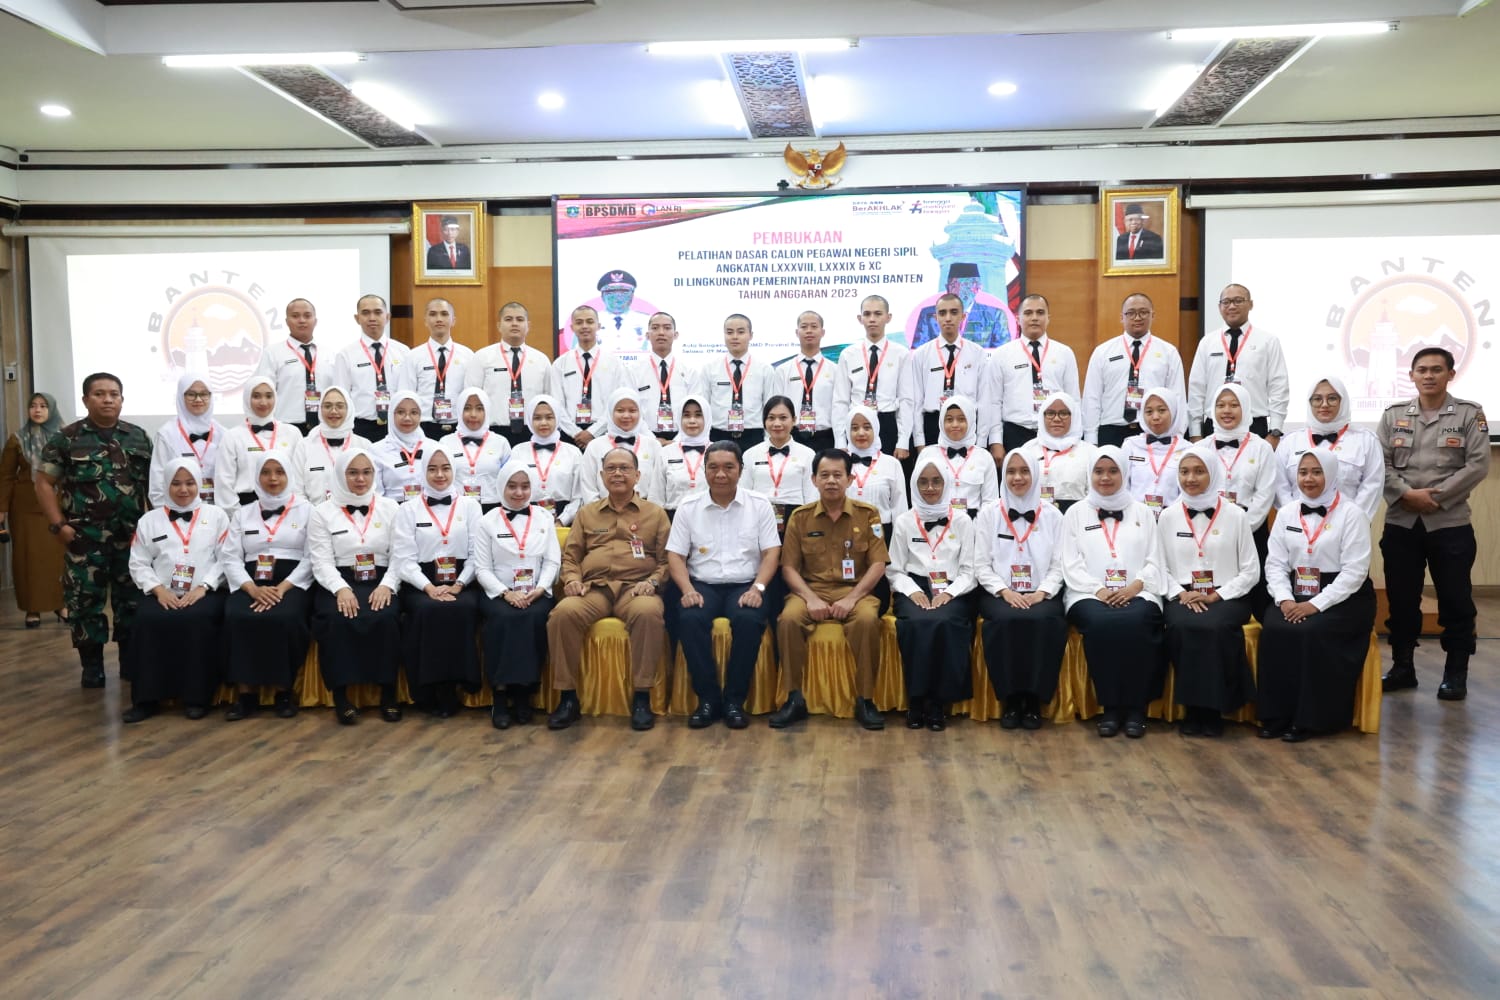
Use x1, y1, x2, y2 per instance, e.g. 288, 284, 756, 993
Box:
1377, 347, 1490, 700
34, 372, 154, 688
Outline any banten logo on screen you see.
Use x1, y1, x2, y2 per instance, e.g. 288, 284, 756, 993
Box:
149, 276, 271, 396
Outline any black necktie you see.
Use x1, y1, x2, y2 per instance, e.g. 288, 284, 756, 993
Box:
768, 445, 790, 457
168, 509, 194, 522
510, 347, 521, 375
301, 344, 316, 391
580, 350, 592, 383
946, 446, 968, 459
461, 435, 485, 445
850, 454, 872, 467
868, 344, 880, 391
187, 430, 210, 443
1216, 438, 1240, 449
1123, 339, 1142, 421
324, 437, 344, 447
249, 422, 274, 434
923, 517, 949, 531
261, 506, 284, 519
371, 342, 385, 390
346, 504, 369, 516
614, 436, 636, 447
1146, 434, 1172, 445
803, 359, 817, 404
532, 442, 556, 452
730, 359, 742, 402
435, 345, 448, 394
1187, 506, 1214, 519
1311, 432, 1339, 445
426, 495, 451, 506
1007, 508, 1035, 523
1225, 327, 1242, 378
1029, 339, 1043, 385
1098, 509, 1124, 522
1301, 503, 1327, 517
659, 358, 669, 386
681, 444, 705, 454
943, 343, 957, 390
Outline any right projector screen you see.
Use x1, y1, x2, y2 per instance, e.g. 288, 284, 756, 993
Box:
1202, 196, 1499, 435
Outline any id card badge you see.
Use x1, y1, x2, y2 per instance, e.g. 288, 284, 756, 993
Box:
863, 390, 878, 407
512, 566, 535, 593
1010, 564, 1033, 592
657, 403, 676, 433
354, 551, 377, 582
432, 395, 454, 422
537, 497, 556, 513
403, 482, 422, 501
1033, 385, 1048, 408
938, 391, 952, 407
1222, 490, 1238, 504
374, 388, 391, 417
1125, 383, 1144, 409
434, 555, 457, 584
170, 563, 195, 595
463, 481, 482, 499
842, 558, 857, 581
798, 405, 817, 432
1039, 484, 1056, 504
576, 399, 593, 425
508, 390, 526, 421
929, 569, 950, 594
1191, 569, 1215, 593
200, 477, 215, 505
255, 553, 276, 582
774, 505, 785, 529
305, 387, 321, 412
1144, 494, 1163, 512
1294, 566, 1321, 597
949, 496, 968, 514
727, 404, 744, 433
1104, 566, 1128, 591
630, 536, 645, 559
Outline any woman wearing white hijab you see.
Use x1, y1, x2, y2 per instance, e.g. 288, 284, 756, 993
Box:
392, 446, 483, 718
842, 404, 907, 530
371, 390, 439, 502
1274, 374, 1383, 519
474, 465, 562, 729
975, 449, 1068, 731
651, 392, 713, 512
1120, 385, 1188, 516
149, 373, 228, 507
299, 385, 371, 505
1202, 381, 1279, 616
122, 456, 231, 723
510, 394, 586, 526
1158, 450, 1258, 737
886, 457, 976, 731
1061, 446, 1167, 739
308, 446, 403, 725
580, 386, 661, 504
1259, 449, 1376, 742
912, 394, 998, 519
1019, 390, 1096, 513
216, 375, 306, 510
437, 387, 511, 513
221, 451, 314, 721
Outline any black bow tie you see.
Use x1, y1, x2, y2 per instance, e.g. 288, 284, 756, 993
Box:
850, 454, 872, 467
1301, 503, 1327, 517
681, 444, 705, 454
923, 517, 949, 531
768, 445, 790, 457
260, 506, 284, 519
187, 431, 210, 443
532, 441, 556, 452
426, 495, 451, 506
248, 422, 274, 434
461, 435, 486, 445
1311, 432, 1339, 445
1007, 508, 1035, 523
1215, 438, 1240, 449
324, 436, 344, 447
613, 436, 636, 447
1098, 509, 1124, 522
1146, 434, 1173, 445
168, 509, 195, 522
946, 446, 968, 459
1187, 506, 1215, 519
345, 504, 369, 516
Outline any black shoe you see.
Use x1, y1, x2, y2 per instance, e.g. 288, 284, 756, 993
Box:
906, 699, 925, 729
1179, 710, 1203, 737
548, 697, 581, 730
1282, 726, 1314, 743
688, 700, 720, 729
1097, 708, 1122, 738
380, 705, 403, 723
224, 694, 256, 722
631, 697, 655, 731
723, 702, 749, 729
1123, 710, 1147, 739
1382, 657, 1418, 692
121, 702, 157, 724
926, 703, 946, 732
80, 665, 106, 689
768, 692, 809, 729
184, 704, 209, 720
1438, 653, 1469, 701
1258, 718, 1289, 739
25, 614, 41, 628
336, 705, 358, 726
1202, 714, 1225, 738
1021, 696, 1043, 731
490, 699, 512, 730
512, 697, 535, 726
999, 703, 1022, 730
274, 691, 297, 718
855, 698, 885, 731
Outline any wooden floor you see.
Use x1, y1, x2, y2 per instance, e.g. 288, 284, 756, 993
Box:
2, 597, 1500, 1000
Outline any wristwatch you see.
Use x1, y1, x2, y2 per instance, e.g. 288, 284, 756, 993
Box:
753, 582, 767, 593
48, 521, 66, 535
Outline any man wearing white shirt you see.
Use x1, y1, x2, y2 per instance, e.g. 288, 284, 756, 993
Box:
399, 297, 474, 441
627, 312, 701, 444
902, 293, 988, 451
982, 293, 1081, 459
552, 305, 621, 449
330, 293, 410, 443
832, 295, 910, 456
784, 310, 837, 454
256, 297, 325, 434
1082, 293, 1185, 447
463, 302, 560, 446
1186, 283, 1289, 446
707, 313, 780, 450
666, 441, 781, 730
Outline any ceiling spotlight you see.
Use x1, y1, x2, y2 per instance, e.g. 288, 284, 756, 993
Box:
40, 104, 72, 118
537, 91, 566, 110
987, 81, 1018, 97
163, 52, 362, 68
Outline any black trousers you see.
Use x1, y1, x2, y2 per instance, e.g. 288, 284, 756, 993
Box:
1199, 415, 1269, 439
677, 580, 769, 707
792, 428, 835, 456
421, 420, 458, 441
352, 417, 388, 443
710, 427, 765, 451
1380, 520, 1478, 654
1095, 423, 1140, 448
1001, 421, 1038, 453
493, 422, 531, 448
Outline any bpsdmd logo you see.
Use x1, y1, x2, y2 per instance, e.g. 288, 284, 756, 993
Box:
150, 277, 271, 396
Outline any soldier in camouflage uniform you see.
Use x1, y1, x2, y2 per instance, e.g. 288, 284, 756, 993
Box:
35, 373, 154, 687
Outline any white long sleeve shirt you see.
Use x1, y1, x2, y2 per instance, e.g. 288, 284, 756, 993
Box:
257, 338, 329, 424
397, 338, 475, 424
973, 499, 1067, 597
551, 346, 624, 441
128, 505, 231, 593
980, 334, 1081, 442
1186, 324, 1290, 433
298, 430, 372, 504
214, 420, 305, 509
705, 352, 780, 432
1060, 500, 1166, 611
150, 420, 228, 507
1156, 497, 1259, 601
912, 444, 999, 516
1081, 333, 1185, 444
1274, 427, 1385, 520
778, 353, 837, 433
885, 507, 977, 598
1018, 439, 1097, 507
742, 439, 818, 507
902, 336, 988, 447
1121, 433, 1187, 514
845, 453, 908, 525
391, 495, 482, 589
508, 441, 587, 525
831, 336, 911, 449
579, 434, 662, 505
222, 495, 315, 591
1265, 495, 1372, 612
330, 334, 412, 422
308, 496, 403, 593
472, 504, 562, 598
437, 430, 512, 504
463, 343, 559, 425
626, 351, 703, 436
1201, 436, 1279, 530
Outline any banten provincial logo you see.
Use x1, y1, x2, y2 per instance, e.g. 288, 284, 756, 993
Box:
153, 283, 270, 396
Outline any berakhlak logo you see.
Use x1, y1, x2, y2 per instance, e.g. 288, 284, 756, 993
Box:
151, 281, 270, 396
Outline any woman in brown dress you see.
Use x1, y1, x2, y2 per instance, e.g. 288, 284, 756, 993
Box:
0, 392, 66, 626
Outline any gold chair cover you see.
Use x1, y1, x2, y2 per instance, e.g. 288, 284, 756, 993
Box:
666, 620, 781, 715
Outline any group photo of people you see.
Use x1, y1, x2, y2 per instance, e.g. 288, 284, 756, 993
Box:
9, 282, 1487, 744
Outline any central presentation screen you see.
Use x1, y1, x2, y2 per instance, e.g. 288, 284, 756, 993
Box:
553, 188, 1024, 369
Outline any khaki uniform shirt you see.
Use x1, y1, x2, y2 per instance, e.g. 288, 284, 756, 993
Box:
1378, 394, 1490, 530
781, 497, 889, 602
561, 494, 671, 589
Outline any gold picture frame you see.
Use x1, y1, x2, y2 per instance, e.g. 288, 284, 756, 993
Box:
1100, 186, 1179, 276
412, 201, 486, 286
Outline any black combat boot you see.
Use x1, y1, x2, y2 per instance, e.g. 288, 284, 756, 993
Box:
78, 644, 106, 689
1381, 647, 1418, 692
1437, 651, 1469, 701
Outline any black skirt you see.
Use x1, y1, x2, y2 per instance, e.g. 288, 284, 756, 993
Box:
1257, 576, 1375, 731
1067, 596, 1166, 708
480, 590, 555, 686
223, 559, 311, 688
978, 590, 1068, 702
1164, 595, 1255, 714
892, 575, 975, 703
312, 569, 401, 687
125, 588, 227, 705
399, 560, 481, 688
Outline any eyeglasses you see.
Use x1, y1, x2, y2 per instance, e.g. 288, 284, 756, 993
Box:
1308, 395, 1342, 406
1042, 410, 1071, 420
1122, 309, 1153, 318
183, 391, 211, 401
1219, 297, 1249, 307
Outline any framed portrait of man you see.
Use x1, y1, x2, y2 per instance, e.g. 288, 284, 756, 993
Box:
1100, 187, 1179, 276
413, 201, 486, 286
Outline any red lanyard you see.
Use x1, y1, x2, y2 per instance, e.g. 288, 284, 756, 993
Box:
359, 340, 388, 382
914, 515, 951, 560
864, 341, 889, 394
1181, 497, 1222, 559
850, 452, 880, 492
938, 338, 962, 386
724, 356, 747, 400
1145, 435, 1179, 486
1215, 435, 1251, 477
1220, 324, 1251, 370
766, 444, 791, 494
680, 446, 704, 487
1122, 333, 1152, 380
652, 355, 676, 403
531, 444, 557, 490
426, 343, 451, 388
509, 349, 525, 392
497, 506, 533, 558
1042, 445, 1072, 479
339, 503, 375, 545
245, 418, 277, 454
1024, 337, 1050, 378
289, 338, 316, 376
794, 356, 825, 403
177, 420, 213, 464
999, 504, 1035, 548
398, 441, 423, 471
1099, 514, 1122, 559
168, 508, 201, 553
574, 348, 599, 397
609, 434, 643, 456
420, 495, 458, 546
942, 446, 972, 483
1297, 495, 1340, 556
261, 497, 294, 545
460, 432, 490, 475
320, 432, 351, 465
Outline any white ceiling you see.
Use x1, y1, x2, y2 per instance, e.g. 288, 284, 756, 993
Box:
0, 0, 1495, 155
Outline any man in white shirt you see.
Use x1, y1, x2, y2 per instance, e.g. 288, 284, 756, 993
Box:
463, 301, 560, 446
552, 304, 621, 449
399, 297, 474, 441
832, 294, 910, 456
665, 441, 781, 730
783, 310, 837, 454
330, 293, 410, 443
901, 293, 988, 451
1082, 292, 1185, 447
257, 297, 326, 434
1186, 283, 1289, 446
627, 311, 701, 444
707, 313, 780, 451
982, 293, 1081, 459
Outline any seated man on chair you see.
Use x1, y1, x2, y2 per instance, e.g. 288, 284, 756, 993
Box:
772, 448, 890, 730
546, 446, 671, 731
666, 441, 781, 731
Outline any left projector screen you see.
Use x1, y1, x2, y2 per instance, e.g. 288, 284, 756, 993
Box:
28, 234, 391, 428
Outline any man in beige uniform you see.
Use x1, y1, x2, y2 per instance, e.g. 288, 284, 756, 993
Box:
1377, 347, 1490, 700
547, 447, 672, 731
772, 449, 889, 730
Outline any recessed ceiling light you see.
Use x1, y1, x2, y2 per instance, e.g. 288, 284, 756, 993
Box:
537, 91, 565, 111
163, 52, 362, 68
40, 104, 72, 118
1167, 21, 1394, 41
987, 81, 1018, 98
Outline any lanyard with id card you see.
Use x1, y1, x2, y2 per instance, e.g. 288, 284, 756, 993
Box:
255, 552, 277, 582
167, 508, 201, 594
842, 538, 856, 581
1294, 567, 1321, 597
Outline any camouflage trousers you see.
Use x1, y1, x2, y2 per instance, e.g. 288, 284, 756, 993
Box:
63, 520, 138, 649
